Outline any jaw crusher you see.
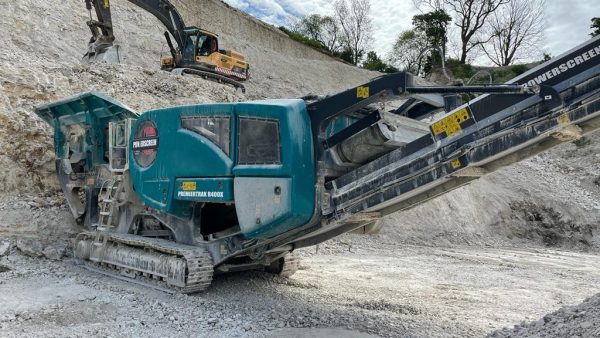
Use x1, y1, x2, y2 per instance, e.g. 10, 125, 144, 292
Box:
35, 36, 600, 292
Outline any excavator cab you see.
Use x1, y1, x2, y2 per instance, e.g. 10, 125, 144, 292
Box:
195, 34, 218, 57
161, 26, 249, 82
186, 27, 249, 81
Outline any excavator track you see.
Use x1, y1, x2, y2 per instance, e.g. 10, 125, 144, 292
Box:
172, 68, 246, 93
74, 231, 214, 293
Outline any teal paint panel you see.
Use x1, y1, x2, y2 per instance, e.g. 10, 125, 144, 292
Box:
233, 99, 316, 238
130, 103, 238, 217
33, 91, 138, 168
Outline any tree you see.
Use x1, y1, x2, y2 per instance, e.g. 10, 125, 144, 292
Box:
295, 14, 323, 41
362, 51, 399, 73
481, 0, 545, 66
412, 9, 452, 71
362, 51, 386, 71
321, 16, 341, 52
592, 17, 600, 37
415, 0, 509, 63
334, 0, 373, 65
389, 29, 429, 75
295, 14, 341, 53
447, 0, 509, 63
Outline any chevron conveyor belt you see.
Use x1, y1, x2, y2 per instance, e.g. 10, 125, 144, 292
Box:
327, 36, 600, 223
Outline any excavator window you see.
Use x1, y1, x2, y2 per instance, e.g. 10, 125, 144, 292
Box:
197, 35, 217, 56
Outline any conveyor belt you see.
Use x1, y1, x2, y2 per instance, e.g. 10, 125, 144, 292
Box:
327, 36, 600, 223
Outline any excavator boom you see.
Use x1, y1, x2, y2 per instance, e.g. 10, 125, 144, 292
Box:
84, 0, 187, 62
82, 0, 249, 90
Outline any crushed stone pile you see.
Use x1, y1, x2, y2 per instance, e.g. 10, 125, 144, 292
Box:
488, 293, 600, 337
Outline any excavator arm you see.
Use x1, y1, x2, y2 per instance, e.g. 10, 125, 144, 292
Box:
83, 0, 188, 62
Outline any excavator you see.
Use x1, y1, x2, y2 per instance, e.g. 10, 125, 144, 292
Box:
84, 0, 249, 91
35, 36, 600, 293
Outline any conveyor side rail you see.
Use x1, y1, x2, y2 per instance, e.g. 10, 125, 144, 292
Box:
327, 35, 600, 223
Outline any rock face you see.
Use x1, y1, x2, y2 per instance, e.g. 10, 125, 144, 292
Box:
16, 240, 44, 258
0, 241, 11, 257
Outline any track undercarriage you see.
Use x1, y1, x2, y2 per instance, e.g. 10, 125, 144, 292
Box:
171, 67, 246, 93
75, 232, 214, 293
74, 230, 298, 293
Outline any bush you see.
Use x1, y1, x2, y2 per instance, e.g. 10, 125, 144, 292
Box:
279, 26, 327, 51
445, 58, 474, 80
510, 64, 529, 76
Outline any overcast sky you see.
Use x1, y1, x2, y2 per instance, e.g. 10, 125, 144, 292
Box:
224, 0, 597, 64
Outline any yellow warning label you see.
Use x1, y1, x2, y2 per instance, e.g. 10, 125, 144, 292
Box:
450, 158, 462, 169
181, 181, 197, 191
431, 107, 471, 138
357, 86, 369, 99
557, 114, 570, 126
103, 0, 110, 8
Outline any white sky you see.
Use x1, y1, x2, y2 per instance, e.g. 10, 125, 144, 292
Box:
224, 0, 598, 65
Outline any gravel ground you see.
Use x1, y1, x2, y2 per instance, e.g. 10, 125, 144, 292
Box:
2, 242, 600, 338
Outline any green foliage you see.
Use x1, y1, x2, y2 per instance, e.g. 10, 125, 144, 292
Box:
336, 47, 356, 64
510, 64, 529, 76
295, 14, 339, 52
279, 26, 326, 51
384, 65, 400, 73
490, 68, 510, 81
362, 51, 398, 73
412, 9, 452, 68
297, 14, 326, 41
389, 29, 428, 75
445, 58, 474, 79
591, 17, 600, 37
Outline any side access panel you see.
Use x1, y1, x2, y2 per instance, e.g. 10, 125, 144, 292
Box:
234, 177, 294, 237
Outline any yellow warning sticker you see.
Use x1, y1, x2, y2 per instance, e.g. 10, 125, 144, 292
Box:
181, 181, 197, 191
357, 86, 370, 99
557, 114, 570, 126
103, 0, 110, 8
450, 158, 462, 169
431, 107, 471, 138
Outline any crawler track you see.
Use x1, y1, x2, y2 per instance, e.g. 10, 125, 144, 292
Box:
74, 232, 214, 293
172, 68, 246, 93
